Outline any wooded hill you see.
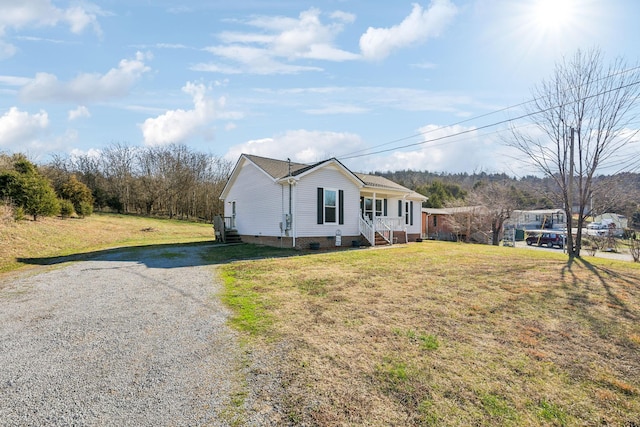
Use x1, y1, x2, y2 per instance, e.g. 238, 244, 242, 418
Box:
375, 169, 640, 228
2, 145, 639, 229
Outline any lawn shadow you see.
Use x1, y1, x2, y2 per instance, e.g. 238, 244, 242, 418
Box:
572, 256, 639, 321
16, 242, 302, 269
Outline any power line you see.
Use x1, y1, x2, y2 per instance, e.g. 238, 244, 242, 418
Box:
337, 64, 640, 161
338, 78, 640, 161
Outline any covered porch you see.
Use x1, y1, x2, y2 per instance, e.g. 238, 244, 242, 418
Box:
357, 190, 415, 246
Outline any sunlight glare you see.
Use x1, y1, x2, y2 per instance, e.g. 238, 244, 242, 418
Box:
532, 0, 575, 33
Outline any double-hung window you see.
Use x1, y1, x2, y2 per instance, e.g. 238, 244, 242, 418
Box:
324, 189, 337, 223
375, 199, 383, 217
405, 201, 414, 225
317, 187, 344, 225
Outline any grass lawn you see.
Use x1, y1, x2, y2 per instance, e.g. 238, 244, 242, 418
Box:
3, 213, 638, 425
0, 212, 214, 273
219, 242, 640, 426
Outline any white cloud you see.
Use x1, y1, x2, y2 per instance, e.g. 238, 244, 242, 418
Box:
0, 106, 48, 148
304, 104, 369, 115
359, 0, 458, 61
256, 85, 477, 117
0, 1, 105, 58
196, 8, 359, 75
225, 129, 365, 164
20, 52, 151, 103
222, 125, 523, 175
0, 75, 31, 86
70, 147, 103, 159
355, 124, 521, 174
141, 81, 232, 146
0, 40, 17, 59
330, 11, 356, 24
68, 105, 90, 121
198, 45, 322, 75
63, 5, 103, 36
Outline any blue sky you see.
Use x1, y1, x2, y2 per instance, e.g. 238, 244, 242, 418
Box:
0, 0, 638, 175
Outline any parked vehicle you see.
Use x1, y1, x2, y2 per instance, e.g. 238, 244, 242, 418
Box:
587, 220, 623, 237
526, 232, 565, 249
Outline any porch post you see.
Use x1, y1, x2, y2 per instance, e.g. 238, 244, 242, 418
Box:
372, 192, 377, 233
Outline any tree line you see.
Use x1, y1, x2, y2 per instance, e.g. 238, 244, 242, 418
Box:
1, 143, 232, 222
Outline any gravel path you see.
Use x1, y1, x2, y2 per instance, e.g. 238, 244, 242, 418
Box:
0, 244, 255, 426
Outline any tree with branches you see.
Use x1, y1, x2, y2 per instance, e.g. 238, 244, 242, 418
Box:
508, 48, 640, 257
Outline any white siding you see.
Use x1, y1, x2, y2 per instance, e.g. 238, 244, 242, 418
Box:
406, 198, 422, 234
224, 161, 286, 236
295, 165, 360, 238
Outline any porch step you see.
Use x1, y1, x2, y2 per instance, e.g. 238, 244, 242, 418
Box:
224, 229, 242, 244
374, 232, 390, 246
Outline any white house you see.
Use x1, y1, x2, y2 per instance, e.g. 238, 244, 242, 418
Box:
217, 154, 427, 249
508, 209, 567, 231
587, 213, 627, 237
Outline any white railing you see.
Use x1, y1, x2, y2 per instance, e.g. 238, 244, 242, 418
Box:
358, 215, 407, 246
377, 217, 404, 231
359, 215, 375, 246
376, 219, 392, 244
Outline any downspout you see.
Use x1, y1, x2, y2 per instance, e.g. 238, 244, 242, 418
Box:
287, 158, 295, 248
426, 213, 430, 239
403, 194, 408, 244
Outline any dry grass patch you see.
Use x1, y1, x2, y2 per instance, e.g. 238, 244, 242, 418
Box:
221, 242, 640, 426
0, 212, 214, 273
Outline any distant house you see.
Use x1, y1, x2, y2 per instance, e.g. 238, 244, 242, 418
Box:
507, 209, 567, 231
422, 208, 453, 240
422, 206, 490, 242
217, 154, 426, 249
587, 213, 627, 237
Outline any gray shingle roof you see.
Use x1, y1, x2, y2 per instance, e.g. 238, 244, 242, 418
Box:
244, 154, 309, 179
242, 154, 422, 198
354, 172, 409, 191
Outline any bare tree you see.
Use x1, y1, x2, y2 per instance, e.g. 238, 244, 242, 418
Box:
468, 180, 520, 245
101, 142, 137, 213
508, 48, 640, 257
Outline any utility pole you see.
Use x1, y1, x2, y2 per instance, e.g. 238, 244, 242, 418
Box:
568, 127, 575, 256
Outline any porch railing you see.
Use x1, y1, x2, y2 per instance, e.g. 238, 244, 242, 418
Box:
213, 216, 236, 243
376, 218, 392, 244
359, 215, 375, 246
224, 216, 235, 230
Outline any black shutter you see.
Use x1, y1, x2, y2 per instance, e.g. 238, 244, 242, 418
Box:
398, 200, 402, 217
317, 187, 324, 224
383, 199, 387, 216
338, 190, 344, 225
410, 201, 414, 226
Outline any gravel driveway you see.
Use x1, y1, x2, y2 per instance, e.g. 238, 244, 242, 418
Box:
0, 244, 265, 426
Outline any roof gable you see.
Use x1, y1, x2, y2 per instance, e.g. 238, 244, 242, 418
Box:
220, 154, 426, 200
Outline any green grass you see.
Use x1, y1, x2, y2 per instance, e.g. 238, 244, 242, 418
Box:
219, 268, 273, 336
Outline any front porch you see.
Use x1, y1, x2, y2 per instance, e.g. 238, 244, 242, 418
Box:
359, 215, 408, 246
357, 191, 417, 246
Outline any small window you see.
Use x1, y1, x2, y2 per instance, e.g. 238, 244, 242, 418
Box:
375, 199, 383, 217
405, 202, 410, 225
325, 189, 337, 223
363, 197, 373, 220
